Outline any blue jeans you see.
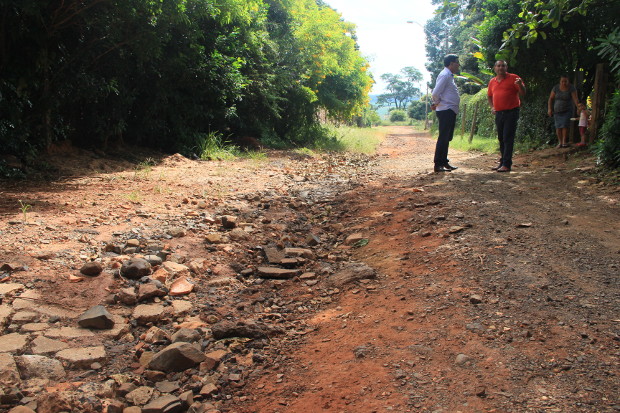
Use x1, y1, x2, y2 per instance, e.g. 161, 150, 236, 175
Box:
495, 108, 519, 168
434, 109, 457, 165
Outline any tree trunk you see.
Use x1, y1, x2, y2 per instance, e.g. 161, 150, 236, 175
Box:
589, 63, 608, 144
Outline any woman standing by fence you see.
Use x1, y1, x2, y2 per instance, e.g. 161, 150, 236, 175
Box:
548, 75, 579, 148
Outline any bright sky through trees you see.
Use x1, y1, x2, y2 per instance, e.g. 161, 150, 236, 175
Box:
325, 0, 436, 93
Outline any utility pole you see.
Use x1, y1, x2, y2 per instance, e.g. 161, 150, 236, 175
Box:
424, 84, 429, 130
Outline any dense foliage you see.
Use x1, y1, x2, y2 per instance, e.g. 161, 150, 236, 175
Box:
407, 98, 429, 121
0, 0, 372, 160
458, 90, 495, 139
594, 90, 620, 168
388, 109, 407, 122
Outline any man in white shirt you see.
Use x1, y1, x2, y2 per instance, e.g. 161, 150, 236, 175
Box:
431, 54, 460, 172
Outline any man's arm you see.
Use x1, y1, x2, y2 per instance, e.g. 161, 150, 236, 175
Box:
487, 95, 495, 114
431, 72, 447, 106
515, 77, 526, 97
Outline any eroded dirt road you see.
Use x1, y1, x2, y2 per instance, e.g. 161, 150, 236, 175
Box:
0, 126, 618, 413
233, 127, 620, 413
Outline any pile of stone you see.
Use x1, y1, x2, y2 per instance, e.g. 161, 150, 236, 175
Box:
0, 178, 379, 412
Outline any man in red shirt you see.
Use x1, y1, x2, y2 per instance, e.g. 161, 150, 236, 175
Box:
487, 60, 526, 172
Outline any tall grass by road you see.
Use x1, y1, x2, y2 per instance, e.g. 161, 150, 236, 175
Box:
449, 133, 499, 153
318, 125, 385, 153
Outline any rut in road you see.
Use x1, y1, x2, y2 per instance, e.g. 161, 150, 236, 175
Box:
234, 126, 620, 413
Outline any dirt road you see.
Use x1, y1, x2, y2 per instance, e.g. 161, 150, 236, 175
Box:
0, 126, 618, 413
232, 126, 620, 413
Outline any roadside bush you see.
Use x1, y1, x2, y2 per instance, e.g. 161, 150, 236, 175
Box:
458, 89, 494, 138
594, 89, 620, 168
408, 100, 427, 120
516, 93, 554, 149
355, 107, 382, 127
195, 131, 240, 161
389, 109, 407, 122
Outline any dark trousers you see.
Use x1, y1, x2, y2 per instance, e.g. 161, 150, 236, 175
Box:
434, 109, 457, 165
495, 108, 519, 168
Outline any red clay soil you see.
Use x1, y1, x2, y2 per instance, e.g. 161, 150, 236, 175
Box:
231, 127, 620, 413
0, 126, 618, 413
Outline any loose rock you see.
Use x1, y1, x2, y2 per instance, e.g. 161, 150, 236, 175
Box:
16, 355, 65, 379
328, 263, 376, 287
77, 305, 115, 329
56, 346, 106, 368
147, 342, 206, 372
211, 320, 282, 340
126, 385, 154, 406
257, 267, 301, 279
80, 261, 103, 276
171, 328, 201, 343
142, 395, 183, 413
121, 258, 152, 279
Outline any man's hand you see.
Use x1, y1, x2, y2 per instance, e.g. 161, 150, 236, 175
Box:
515, 77, 526, 96
430, 104, 438, 111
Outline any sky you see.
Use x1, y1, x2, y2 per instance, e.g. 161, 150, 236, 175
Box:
325, 0, 437, 94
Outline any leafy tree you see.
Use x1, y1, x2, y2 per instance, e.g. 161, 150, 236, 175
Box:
424, 15, 449, 88
376, 67, 422, 109
0, 0, 373, 161
408, 98, 429, 121
284, 0, 373, 121
595, 28, 620, 74
389, 109, 407, 122
424, 0, 468, 87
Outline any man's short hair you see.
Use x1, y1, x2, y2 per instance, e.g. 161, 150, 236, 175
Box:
444, 54, 459, 67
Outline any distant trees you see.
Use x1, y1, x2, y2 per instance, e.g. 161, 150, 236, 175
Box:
408, 97, 429, 121
0, 0, 373, 161
389, 109, 407, 122
376, 67, 423, 110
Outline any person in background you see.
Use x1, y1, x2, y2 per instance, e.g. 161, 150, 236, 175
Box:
430, 54, 460, 173
547, 74, 579, 148
487, 60, 526, 172
576, 102, 590, 147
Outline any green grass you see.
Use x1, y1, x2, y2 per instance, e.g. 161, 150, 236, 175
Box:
18, 200, 31, 222
240, 150, 268, 161
125, 191, 141, 203
294, 147, 318, 157
450, 133, 499, 153
197, 131, 241, 161
134, 157, 155, 179
320, 125, 386, 153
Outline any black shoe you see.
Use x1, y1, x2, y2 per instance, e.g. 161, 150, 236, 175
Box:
444, 163, 458, 170
434, 165, 451, 172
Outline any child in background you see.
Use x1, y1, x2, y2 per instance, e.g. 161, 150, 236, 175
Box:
576, 103, 590, 147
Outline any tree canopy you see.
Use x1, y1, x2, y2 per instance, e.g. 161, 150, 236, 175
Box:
0, 0, 373, 160
376, 67, 422, 110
